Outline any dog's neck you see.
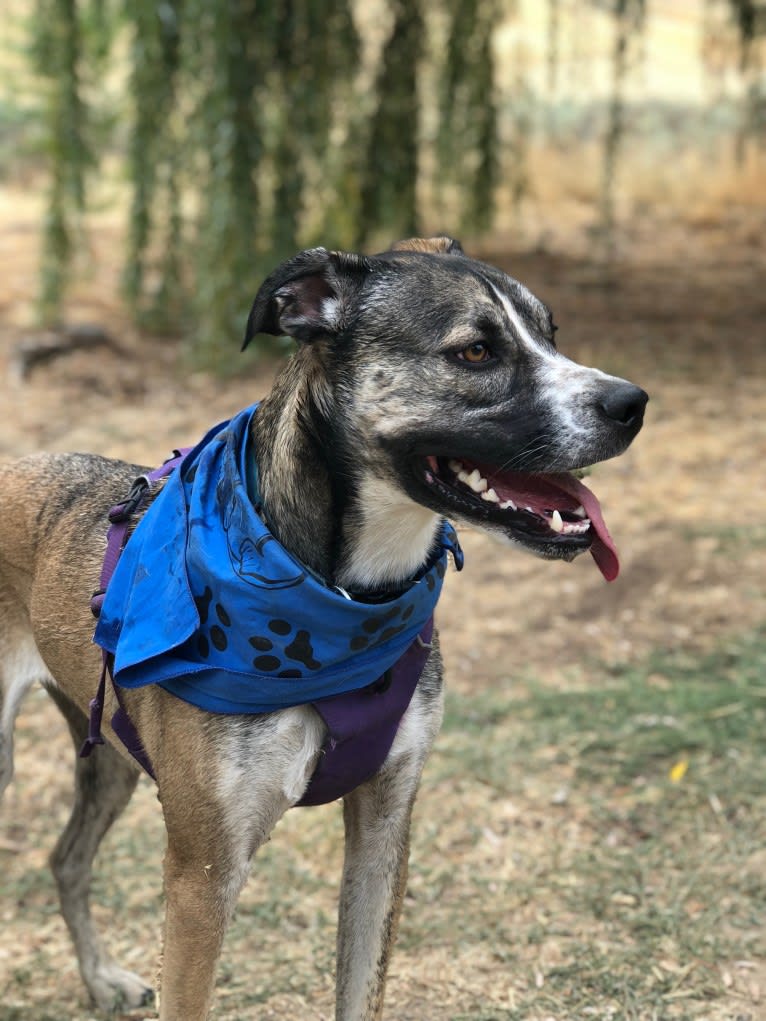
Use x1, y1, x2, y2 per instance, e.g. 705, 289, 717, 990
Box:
334, 474, 442, 593
250, 354, 442, 595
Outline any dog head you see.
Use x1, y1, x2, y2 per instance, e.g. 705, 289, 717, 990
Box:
245, 238, 647, 581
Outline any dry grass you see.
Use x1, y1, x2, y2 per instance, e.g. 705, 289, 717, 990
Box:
3, 635, 765, 1020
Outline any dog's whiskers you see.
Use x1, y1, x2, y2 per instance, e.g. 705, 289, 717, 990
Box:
495, 438, 555, 474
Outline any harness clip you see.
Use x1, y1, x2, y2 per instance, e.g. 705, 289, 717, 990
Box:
108, 475, 151, 524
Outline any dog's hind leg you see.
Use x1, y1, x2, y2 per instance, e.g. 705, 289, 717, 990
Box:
46, 686, 155, 1012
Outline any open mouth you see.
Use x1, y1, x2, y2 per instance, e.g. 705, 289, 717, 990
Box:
421, 456, 620, 581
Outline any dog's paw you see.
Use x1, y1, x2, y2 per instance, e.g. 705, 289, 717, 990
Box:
87, 962, 154, 1013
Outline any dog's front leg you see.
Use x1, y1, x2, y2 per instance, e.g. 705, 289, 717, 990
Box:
335, 683, 442, 1021
336, 777, 415, 1020
155, 705, 324, 1020
159, 839, 247, 1021
159, 781, 294, 1021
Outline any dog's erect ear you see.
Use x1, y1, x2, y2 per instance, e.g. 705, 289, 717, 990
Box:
388, 236, 464, 255
242, 247, 371, 349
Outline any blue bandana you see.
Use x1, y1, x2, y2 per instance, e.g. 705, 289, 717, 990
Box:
94, 405, 463, 714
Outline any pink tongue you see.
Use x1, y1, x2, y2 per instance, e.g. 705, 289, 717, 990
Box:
546, 473, 620, 582
485, 469, 620, 582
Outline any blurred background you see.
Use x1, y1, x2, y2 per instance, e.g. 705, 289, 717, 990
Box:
0, 0, 764, 359
1, 3, 765, 1020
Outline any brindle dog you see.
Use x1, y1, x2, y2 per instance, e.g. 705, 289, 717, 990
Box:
0, 238, 647, 1020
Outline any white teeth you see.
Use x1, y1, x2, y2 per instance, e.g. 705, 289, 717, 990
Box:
481, 488, 499, 503
573, 505, 587, 518
550, 510, 564, 533
564, 519, 591, 534
448, 459, 463, 473
500, 499, 517, 510
457, 466, 489, 493
467, 469, 487, 493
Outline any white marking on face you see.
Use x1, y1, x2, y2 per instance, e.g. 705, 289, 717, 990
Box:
488, 282, 557, 361
338, 474, 442, 591
488, 280, 634, 459
537, 356, 634, 457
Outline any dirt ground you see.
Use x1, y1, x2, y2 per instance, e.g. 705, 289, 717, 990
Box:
0, 194, 765, 1019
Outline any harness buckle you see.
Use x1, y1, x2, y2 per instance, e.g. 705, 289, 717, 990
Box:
108, 475, 151, 523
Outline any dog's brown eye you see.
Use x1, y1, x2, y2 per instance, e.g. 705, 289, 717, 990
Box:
458, 342, 492, 363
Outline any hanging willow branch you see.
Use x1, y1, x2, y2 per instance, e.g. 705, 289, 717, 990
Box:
31, 0, 93, 324
546, 0, 561, 98
599, 0, 646, 263
357, 0, 425, 245
29, 0, 509, 364
185, 0, 264, 365
123, 0, 183, 327
436, 0, 499, 233
726, 0, 766, 161
269, 2, 359, 261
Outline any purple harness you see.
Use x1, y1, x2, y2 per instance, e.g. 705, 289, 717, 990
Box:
82, 453, 434, 806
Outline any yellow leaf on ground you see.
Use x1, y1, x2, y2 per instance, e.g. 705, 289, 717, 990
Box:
669, 759, 689, 783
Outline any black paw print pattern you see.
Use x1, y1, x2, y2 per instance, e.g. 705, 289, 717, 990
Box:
193, 586, 233, 659
192, 588, 323, 679
248, 618, 321, 677
348, 603, 415, 654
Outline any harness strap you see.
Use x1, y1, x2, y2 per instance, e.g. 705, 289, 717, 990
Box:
110, 673, 156, 779
82, 657, 108, 754
80, 452, 187, 766
297, 618, 434, 806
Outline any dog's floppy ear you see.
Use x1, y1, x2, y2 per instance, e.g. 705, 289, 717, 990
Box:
242, 247, 371, 349
388, 236, 464, 255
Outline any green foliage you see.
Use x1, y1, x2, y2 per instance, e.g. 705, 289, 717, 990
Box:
357, 0, 424, 245
124, 0, 363, 363
27, 0, 763, 365
18, 0, 638, 354
31, 0, 92, 324
437, 0, 500, 233
598, 0, 647, 262
184, 0, 263, 364
123, 0, 184, 331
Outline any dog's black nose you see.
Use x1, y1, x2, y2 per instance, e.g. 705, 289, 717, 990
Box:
596, 382, 648, 429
